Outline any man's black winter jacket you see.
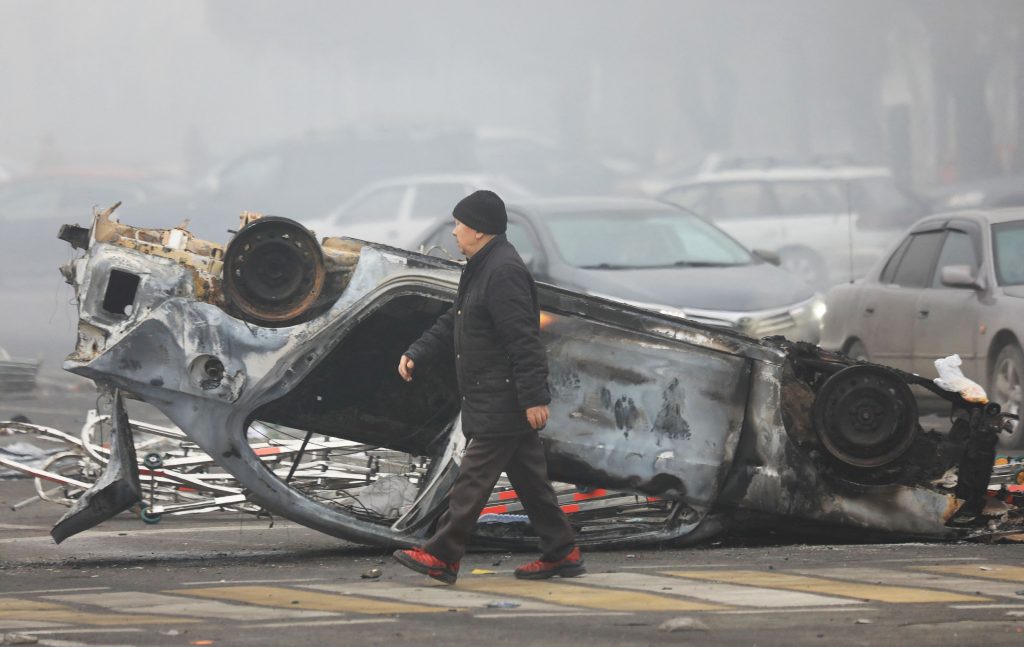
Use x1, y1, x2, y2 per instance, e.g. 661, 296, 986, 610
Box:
405, 235, 550, 437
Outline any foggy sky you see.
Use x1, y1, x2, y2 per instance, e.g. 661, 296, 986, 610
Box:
4, 0, 993, 177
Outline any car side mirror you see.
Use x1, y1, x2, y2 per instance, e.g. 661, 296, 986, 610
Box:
940, 264, 983, 290
753, 249, 781, 266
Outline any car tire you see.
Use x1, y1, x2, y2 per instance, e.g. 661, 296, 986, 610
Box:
845, 339, 869, 362
990, 342, 1024, 449
778, 247, 829, 289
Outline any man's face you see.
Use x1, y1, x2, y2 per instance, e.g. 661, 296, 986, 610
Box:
452, 219, 480, 257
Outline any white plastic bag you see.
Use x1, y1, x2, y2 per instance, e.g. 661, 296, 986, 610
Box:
933, 354, 988, 403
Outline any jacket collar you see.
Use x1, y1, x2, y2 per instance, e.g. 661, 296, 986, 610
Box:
465, 234, 506, 270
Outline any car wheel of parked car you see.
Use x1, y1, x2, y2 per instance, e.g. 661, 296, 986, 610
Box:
990, 342, 1024, 448
778, 246, 828, 289
844, 339, 869, 362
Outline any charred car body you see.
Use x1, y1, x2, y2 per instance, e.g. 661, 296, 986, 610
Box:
50, 206, 1019, 548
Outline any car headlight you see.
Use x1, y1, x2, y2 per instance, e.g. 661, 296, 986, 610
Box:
812, 297, 827, 320
789, 294, 826, 323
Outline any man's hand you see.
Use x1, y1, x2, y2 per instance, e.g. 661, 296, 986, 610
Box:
398, 355, 415, 382
526, 405, 549, 430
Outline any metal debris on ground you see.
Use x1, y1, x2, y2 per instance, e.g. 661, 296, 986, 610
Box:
361, 568, 382, 579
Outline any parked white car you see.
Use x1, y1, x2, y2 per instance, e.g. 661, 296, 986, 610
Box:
659, 163, 926, 288
302, 174, 531, 250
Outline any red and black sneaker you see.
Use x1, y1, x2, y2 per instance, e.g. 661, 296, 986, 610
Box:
393, 548, 459, 585
514, 546, 586, 580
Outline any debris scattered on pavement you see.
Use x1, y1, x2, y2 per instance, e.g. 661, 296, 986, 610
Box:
485, 601, 521, 609
854, 618, 873, 625
1, 634, 38, 646
658, 617, 709, 632
361, 567, 382, 579
471, 568, 495, 575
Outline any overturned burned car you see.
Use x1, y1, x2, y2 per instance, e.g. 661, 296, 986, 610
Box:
50, 206, 1020, 548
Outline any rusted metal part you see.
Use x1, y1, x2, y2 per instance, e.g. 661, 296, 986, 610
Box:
50, 211, 1021, 548
222, 217, 326, 326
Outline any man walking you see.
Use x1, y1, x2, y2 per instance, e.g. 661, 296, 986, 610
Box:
393, 190, 583, 585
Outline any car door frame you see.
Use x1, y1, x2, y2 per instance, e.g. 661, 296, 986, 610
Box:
857, 227, 946, 371
912, 220, 985, 378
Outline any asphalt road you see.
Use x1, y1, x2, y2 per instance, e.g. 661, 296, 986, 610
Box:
0, 476, 1023, 647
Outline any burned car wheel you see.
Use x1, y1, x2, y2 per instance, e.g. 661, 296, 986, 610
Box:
223, 217, 326, 326
813, 365, 917, 469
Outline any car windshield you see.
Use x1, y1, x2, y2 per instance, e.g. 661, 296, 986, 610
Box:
992, 220, 1024, 286
544, 209, 753, 269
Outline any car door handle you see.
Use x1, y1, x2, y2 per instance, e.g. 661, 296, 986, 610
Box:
918, 309, 929, 319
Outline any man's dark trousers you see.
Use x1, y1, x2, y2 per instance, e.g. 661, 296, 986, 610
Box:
424, 429, 575, 565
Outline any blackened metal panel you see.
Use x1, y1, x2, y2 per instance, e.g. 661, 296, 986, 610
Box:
539, 311, 752, 512
51, 389, 141, 543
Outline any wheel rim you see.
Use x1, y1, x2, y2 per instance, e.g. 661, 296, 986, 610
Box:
812, 365, 918, 468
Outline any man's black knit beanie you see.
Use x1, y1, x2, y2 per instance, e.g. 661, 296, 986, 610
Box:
452, 190, 507, 234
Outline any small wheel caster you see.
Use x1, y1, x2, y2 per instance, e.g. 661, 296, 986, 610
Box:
143, 452, 164, 469
139, 502, 163, 524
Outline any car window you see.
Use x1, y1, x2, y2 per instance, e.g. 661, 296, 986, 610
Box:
851, 177, 917, 225
706, 183, 771, 220
544, 209, 751, 268
336, 186, 407, 224
409, 183, 467, 221
890, 231, 945, 288
661, 185, 709, 216
993, 220, 1024, 286
772, 181, 846, 215
507, 219, 540, 260
931, 231, 978, 288
879, 236, 911, 284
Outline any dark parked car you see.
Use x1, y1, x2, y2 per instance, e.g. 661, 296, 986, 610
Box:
420, 197, 825, 343
820, 208, 1024, 445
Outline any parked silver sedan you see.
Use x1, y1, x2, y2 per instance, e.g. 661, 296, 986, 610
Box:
820, 208, 1024, 445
